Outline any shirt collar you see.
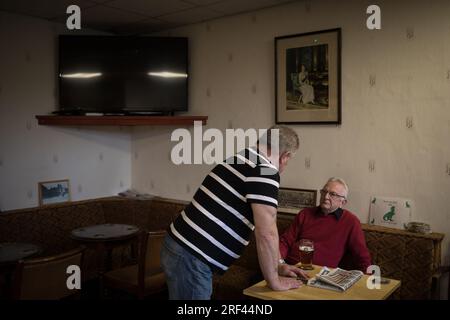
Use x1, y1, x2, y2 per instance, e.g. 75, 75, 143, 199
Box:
316, 206, 343, 220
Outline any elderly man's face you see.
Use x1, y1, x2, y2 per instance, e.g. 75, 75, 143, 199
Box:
319, 181, 347, 214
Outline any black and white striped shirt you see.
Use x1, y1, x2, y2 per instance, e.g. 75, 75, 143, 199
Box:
168, 147, 280, 274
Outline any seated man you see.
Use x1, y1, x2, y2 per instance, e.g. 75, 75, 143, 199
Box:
279, 177, 371, 272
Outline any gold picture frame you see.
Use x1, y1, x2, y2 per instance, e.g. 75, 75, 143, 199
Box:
275, 28, 341, 124
38, 179, 71, 206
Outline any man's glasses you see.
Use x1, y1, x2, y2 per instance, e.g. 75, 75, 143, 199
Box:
320, 189, 346, 200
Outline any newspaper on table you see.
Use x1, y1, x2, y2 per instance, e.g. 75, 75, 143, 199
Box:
307, 267, 363, 292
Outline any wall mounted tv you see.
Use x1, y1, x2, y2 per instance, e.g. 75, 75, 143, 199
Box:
58, 35, 188, 115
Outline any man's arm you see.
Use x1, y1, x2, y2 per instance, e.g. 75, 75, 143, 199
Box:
251, 203, 302, 291
279, 212, 302, 259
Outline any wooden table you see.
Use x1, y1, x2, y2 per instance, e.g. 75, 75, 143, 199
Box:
71, 223, 140, 272
0, 243, 42, 265
71, 223, 140, 243
243, 265, 401, 300
0, 242, 42, 299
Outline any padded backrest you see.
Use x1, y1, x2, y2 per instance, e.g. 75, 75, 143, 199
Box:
363, 227, 435, 299
14, 247, 84, 300
147, 199, 187, 230
0, 202, 105, 255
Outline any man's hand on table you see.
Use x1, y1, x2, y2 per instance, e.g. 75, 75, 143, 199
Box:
278, 263, 310, 283
268, 276, 304, 291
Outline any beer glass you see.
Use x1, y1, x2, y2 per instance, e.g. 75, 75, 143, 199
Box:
298, 239, 314, 270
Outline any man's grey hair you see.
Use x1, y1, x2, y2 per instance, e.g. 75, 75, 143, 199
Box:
258, 125, 300, 155
325, 177, 349, 198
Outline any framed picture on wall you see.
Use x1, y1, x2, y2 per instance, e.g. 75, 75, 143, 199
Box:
275, 28, 341, 124
278, 188, 317, 214
38, 179, 71, 206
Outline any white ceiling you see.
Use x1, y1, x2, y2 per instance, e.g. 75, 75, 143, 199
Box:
0, 0, 298, 34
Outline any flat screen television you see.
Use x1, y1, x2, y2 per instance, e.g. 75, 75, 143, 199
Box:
58, 35, 188, 115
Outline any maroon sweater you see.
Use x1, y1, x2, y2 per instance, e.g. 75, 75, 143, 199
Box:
279, 207, 371, 272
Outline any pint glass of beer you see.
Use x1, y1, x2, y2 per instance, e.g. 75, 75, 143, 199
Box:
298, 239, 314, 270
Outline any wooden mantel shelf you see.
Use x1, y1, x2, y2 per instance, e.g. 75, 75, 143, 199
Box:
35, 115, 208, 126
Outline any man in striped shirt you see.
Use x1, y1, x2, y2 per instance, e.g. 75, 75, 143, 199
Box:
161, 126, 308, 299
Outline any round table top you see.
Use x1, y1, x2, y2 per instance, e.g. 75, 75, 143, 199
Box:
0, 242, 42, 264
71, 223, 140, 242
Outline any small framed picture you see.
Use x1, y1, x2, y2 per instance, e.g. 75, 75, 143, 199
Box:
38, 179, 71, 206
278, 187, 317, 214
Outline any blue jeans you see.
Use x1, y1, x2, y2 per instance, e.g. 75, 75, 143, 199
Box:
160, 234, 213, 300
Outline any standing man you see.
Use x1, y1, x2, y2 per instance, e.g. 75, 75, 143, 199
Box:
161, 125, 307, 299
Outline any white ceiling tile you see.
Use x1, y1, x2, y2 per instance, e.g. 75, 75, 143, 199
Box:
0, 0, 97, 19
181, 0, 224, 5
0, 0, 295, 34
209, 0, 290, 15
112, 18, 176, 35
159, 6, 224, 25
107, 0, 195, 17
81, 5, 148, 28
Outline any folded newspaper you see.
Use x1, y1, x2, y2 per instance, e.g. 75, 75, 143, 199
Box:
307, 267, 363, 292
